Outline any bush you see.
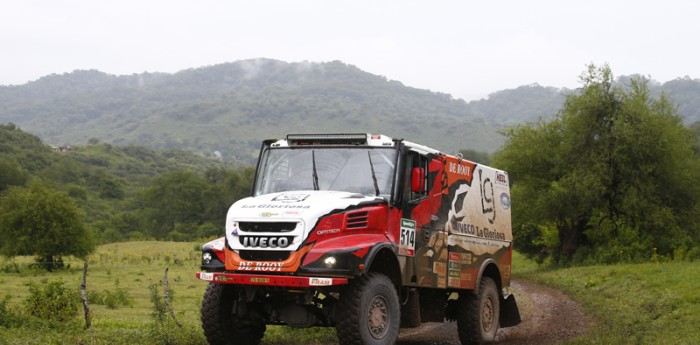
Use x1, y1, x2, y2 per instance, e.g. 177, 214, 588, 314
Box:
148, 283, 167, 323
24, 281, 79, 322
0, 295, 17, 327
1, 262, 21, 274
87, 288, 133, 309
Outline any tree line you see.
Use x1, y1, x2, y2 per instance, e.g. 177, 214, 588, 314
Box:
0, 124, 253, 268
493, 65, 700, 264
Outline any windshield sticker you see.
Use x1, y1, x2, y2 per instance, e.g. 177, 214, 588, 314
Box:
272, 193, 310, 203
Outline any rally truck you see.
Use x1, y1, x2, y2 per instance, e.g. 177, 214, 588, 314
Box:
197, 133, 520, 345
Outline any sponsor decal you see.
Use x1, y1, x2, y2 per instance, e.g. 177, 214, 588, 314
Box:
450, 223, 507, 241
479, 169, 496, 224
242, 204, 310, 209
238, 261, 284, 272
309, 277, 333, 286
272, 193, 309, 203
500, 193, 511, 210
260, 212, 279, 217
250, 277, 270, 283
448, 162, 472, 177
433, 262, 447, 275
495, 172, 508, 186
199, 272, 214, 281
399, 218, 416, 256
240, 236, 293, 248
452, 222, 477, 235
316, 229, 341, 236
461, 253, 472, 265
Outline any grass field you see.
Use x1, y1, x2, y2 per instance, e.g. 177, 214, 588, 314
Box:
512, 252, 700, 345
0, 242, 698, 344
0, 241, 337, 345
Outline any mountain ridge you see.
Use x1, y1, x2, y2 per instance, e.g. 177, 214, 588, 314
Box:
2, 59, 699, 163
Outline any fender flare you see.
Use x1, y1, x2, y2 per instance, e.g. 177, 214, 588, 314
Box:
475, 258, 501, 294
361, 242, 401, 287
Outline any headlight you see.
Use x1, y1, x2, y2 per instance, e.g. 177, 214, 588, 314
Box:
202, 252, 213, 265
324, 256, 337, 268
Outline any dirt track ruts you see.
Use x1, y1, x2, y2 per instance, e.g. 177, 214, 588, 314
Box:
394, 279, 590, 345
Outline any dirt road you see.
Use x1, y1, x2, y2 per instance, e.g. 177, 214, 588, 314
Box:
395, 279, 590, 345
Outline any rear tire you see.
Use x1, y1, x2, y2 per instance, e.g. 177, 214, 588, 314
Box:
457, 277, 500, 344
201, 283, 266, 345
336, 273, 400, 345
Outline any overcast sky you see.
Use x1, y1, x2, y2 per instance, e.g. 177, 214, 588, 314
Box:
1, 0, 698, 101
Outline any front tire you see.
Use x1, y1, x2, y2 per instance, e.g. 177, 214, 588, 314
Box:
336, 273, 400, 345
201, 283, 266, 345
457, 277, 500, 344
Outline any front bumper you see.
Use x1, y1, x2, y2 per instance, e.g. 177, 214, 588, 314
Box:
196, 272, 349, 287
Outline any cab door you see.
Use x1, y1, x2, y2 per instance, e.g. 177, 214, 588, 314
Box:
400, 151, 447, 288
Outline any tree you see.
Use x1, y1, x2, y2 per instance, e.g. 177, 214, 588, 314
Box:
493, 64, 700, 263
690, 121, 700, 156
0, 181, 95, 270
140, 171, 207, 239
202, 167, 251, 224
0, 159, 28, 192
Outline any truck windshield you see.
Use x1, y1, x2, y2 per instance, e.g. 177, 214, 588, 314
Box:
254, 147, 397, 198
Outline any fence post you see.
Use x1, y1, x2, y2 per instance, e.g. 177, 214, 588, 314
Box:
80, 261, 91, 329
163, 266, 183, 328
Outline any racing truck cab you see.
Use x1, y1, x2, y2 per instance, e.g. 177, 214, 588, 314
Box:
198, 133, 520, 345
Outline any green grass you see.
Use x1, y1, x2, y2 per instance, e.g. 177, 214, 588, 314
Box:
1, 242, 206, 324
0, 241, 337, 345
0, 241, 208, 344
2, 244, 698, 344
512, 252, 700, 344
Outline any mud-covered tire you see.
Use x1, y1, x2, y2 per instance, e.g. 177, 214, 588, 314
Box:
336, 272, 400, 345
201, 283, 266, 345
457, 277, 500, 344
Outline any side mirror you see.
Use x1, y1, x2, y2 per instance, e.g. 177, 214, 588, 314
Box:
412, 167, 425, 193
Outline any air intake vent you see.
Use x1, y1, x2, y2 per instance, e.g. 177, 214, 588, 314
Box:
239, 222, 297, 232
347, 212, 369, 229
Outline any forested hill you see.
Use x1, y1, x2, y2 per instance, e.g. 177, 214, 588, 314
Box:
0, 59, 501, 163
2, 59, 700, 163
0, 123, 252, 242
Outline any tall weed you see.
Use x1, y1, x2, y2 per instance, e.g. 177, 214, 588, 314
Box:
24, 280, 79, 322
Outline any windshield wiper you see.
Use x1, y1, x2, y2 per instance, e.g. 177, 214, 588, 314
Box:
367, 151, 380, 196
312, 150, 319, 191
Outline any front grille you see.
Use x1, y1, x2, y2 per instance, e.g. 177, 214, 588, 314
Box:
347, 211, 369, 229
239, 250, 291, 261
239, 222, 297, 232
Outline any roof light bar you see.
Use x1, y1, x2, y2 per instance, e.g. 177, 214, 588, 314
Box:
286, 133, 368, 145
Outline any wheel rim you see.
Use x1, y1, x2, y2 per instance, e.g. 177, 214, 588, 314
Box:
481, 295, 495, 332
367, 295, 390, 339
